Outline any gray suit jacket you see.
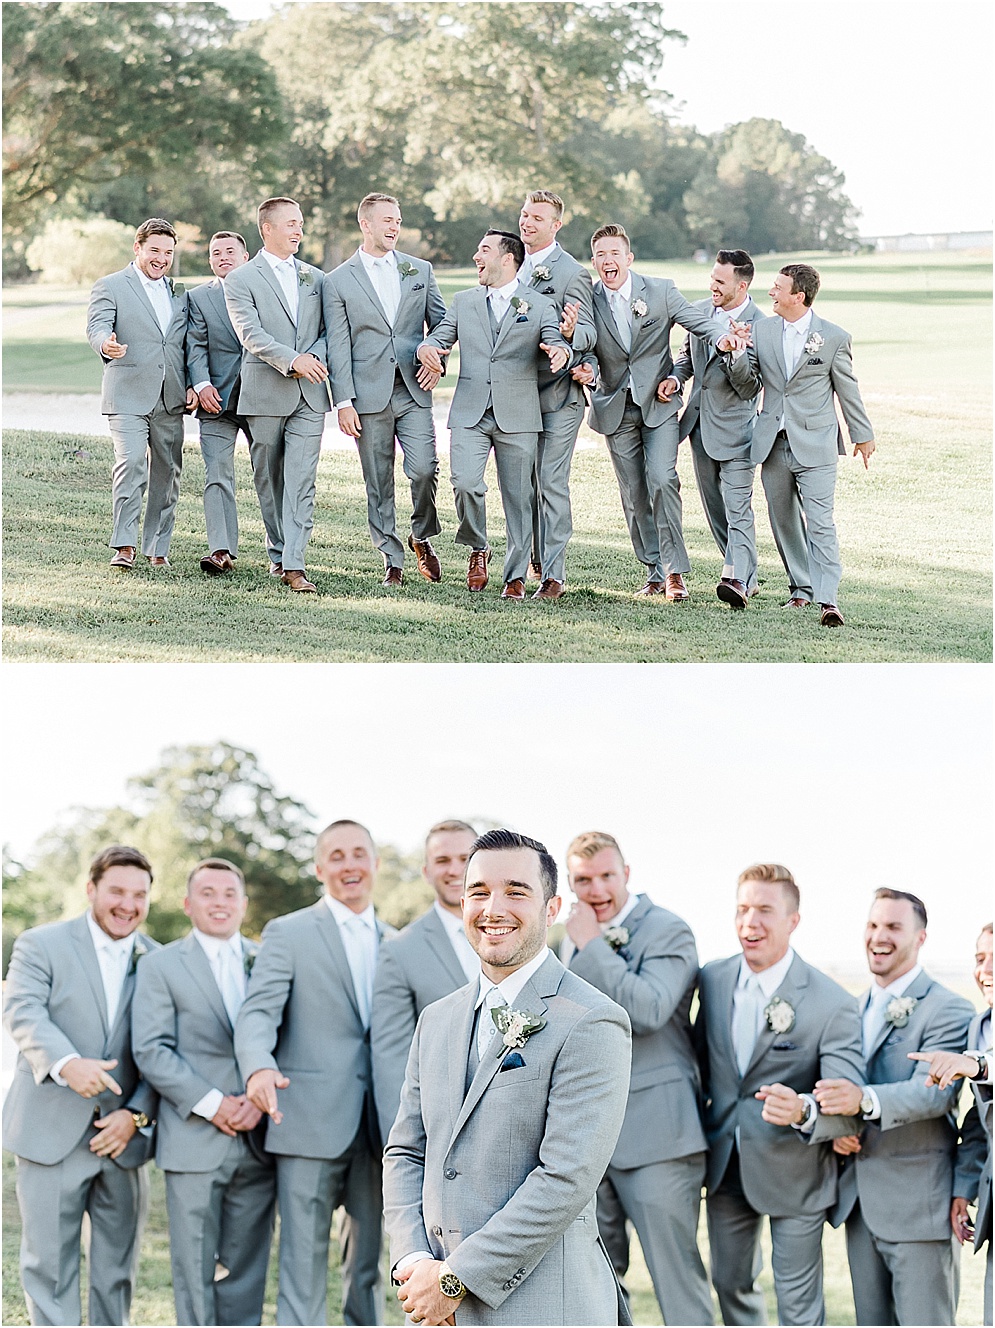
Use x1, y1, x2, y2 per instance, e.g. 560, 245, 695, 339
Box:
523, 244, 596, 413
222, 251, 329, 415
234, 899, 395, 1157
323, 250, 446, 413
370, 907, 469, 1144
831, 970, 974, 1240
696, 951, 864, 1217
954, 1007, 993, 1252
586, 274, 722, 437
672, 296, 765, 459
86, 264, 188, 415
383, 951, 632, 1325
726, 310, 874, 466
185, 278, 245, 419
420, 284, 569, 433
132, 931, 267, 1173
565, 895, 706, 1167
2, 914, 159, 1167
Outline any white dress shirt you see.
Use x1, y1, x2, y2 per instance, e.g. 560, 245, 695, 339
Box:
433, 901, 480, 984
560, 890, 640, 968
358, 246, 401, 325
488, 274, 521, 324
606, 274, 633, 354
132, 262, 174, 334
324, 894, 378, 1028
260, 246, 300, 323
859, 963, 923, 1119
520, 240, 558, 286
50, 914, 137, 1085
190, 929, 248, 1120
781, 308, 814, 378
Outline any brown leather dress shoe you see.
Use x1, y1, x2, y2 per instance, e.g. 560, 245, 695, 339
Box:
501, 579, 526, 600
820, 603, 845, 627
636, 579, 667, 596
783, 597, 810, 609
716, 577, 748, 609
467, 549, 491, 591
533, 579, 564, 600
665, 573, 689, 601
282, 569, 316, 593
527, 559, 543, 582
148, 555, 171, 568
382, 566, 403, 587
408, 535, 442, 582
200, 550, 233, 576
110, 546, 136, 568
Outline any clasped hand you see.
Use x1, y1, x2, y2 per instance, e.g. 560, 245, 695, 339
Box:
291, 353, 328, 384
246, 1067, 291, 1124
715, 320, 753, 354
211, 1093, 264, 1137
395, 1259, 457, 1326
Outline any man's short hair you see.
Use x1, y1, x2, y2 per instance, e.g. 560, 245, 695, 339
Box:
88, 845, 153, 887
358, 193, 400, 223
716, 248, 755, 285
135, 218, 177, 246
315, 818, 375, 852
484, 229, 525, 270
590, 223, 630, 253
466, 828, 558, 901
257, 196, 300, 237
981, 922, 994, 935
425, 819, 476, 848
780, 262, 821, 306
209, 230, 247, 252
737, 862, 799, 912
873, 887, 928, 930
186, 857, 246, 891
565, 830, 624, 863
524, 190, 564, 221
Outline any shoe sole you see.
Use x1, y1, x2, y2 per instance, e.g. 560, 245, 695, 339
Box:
716, 583, 747, 609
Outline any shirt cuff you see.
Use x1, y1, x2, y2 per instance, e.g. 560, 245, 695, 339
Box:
192, 380, 211, 394
730, 347, 747, 362
50, 1052, 80, 1085
394, 1251, 434, 1277
862, 1087, 882, 1120
792, 1093, 819, 1133
192, 1089, 224, 1120
334, 398, 354, 411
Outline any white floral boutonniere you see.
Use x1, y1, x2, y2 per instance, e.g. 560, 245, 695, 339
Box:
168, 278, 185, 298
604, 925, 630, 953
764, 994, 795, 1034
530, 265, 551, 284
630, 298, 648, 318
128, 938, 149, 976
884, 995, 917, 1028
397, 260, 418, 278
491, 1006, 546, 1052
510, 296, 530, 318
298, 267, 314, 289
803, 332, 824, 356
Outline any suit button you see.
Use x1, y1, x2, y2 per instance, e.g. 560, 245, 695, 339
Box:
433, 1225, 443, 1236
390, 357, 396, 364
503, 1281, 514, 1290
444, 1167, 457, 1180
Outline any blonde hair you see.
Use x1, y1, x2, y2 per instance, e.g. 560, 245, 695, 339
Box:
737, 863, 799, 911
524, 190, 564, 221
566, 830, 624, 862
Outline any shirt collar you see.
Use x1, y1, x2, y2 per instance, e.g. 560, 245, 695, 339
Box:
86, 910, 135, 956
738, 946, 795, 999
433, 899, 465, 939
260, 247, 297, 271
607, 274, 633, 304
526, 240, 558, 267
192, 928, 243, 962
131, 262, 167, 290
715, 296, 751, 323
475, 946, 551, 1009
601, 892, 638, 932
323, 893, 376, 931
489, 275, 520, 301
358, 247, 397, 271
869, 963, 922, 1002
783, 308, 813, 339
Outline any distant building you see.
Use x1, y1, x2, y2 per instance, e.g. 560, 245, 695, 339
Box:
861, 230, 992, 252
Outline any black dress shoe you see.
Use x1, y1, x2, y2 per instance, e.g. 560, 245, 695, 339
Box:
716, 577, 748, 609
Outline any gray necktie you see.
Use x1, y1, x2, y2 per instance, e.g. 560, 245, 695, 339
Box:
371, 257, 399, 325
274, 258, 299, 323
102, 943, 129, 1028
215, 944, 245, 1025
783, 320, 803, 377
862, 986, 890, 1054
477, 986, 506, 1060
611, 290, 631, 351
733, 975, 763, 1075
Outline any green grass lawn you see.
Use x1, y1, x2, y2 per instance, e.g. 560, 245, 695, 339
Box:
3, 251, 991, 661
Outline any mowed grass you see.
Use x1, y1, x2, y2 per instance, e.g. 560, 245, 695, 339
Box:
3, 251, 991, 661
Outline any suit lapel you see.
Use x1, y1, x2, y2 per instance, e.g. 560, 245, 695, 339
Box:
314, 901, 363, 1023
179, 932, 232, 1032
254, 253, 296, 324
745, 953, 809, 1077
492, 284, 524, 351
626, 273, 647, 348
72, 913, 110, 1035
347, 252, 391, 327
867, 970, 933, 1064
619, 894, 652, 943
124, 265, 167, 339
593, 283, 626, 352
394, 251, 419, 315
715, 956, 740, 1071
448, 983, 479, 1137
786, 312, 821, 382
423, 910, 470, 989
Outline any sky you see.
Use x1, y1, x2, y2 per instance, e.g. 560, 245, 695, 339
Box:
4, 663, 991, 975
221, 0, 993, 238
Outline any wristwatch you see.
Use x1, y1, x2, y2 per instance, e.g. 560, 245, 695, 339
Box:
130, 1111, 150, 1129
964, 1051, 989, 1081
438, 1263, 466, 1301
859, 1089, 875, 1116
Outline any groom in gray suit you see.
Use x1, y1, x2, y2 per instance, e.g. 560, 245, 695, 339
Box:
324, 193, 447, 587
695, 863, 864, 1325
235, 820, 395, 1325
86, 217, 194, 569
186, 231, 253, 576
133, 858, 276, 1325
812, 889, 972, 1325
417, 231, 571, 597
384, 828, 632, 1326
3, 845, 160, 1326
223, 196, 329, 593
371, 819, 480, 1143
562, 831, 714, 1325
725, 263, 875, 626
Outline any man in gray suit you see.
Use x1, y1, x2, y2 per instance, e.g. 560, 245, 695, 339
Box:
417, 230, 571, 598
562, 830, 713, 1324
371, 819, 480, 1143
660, 249, 764, 610
186, 231, 254, 576
133, 858, 276, 1326
223, 196, 329, 593
3, 845, 160, 1326
324, 193, 447, 587
235, 819, 395, 1325
695, 863, 865, 1325
518, 190, 596, 599
813, 889, 973, 1325
384, 828, 632, 1326
86, 217, 194, 569
725, 262, 875, 626
574, 225, 744, 600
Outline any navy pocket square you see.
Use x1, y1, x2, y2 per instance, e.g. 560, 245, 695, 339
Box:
412, 282, 425, 290
540, 285, 555, 295
500, 1051, 526, 1071
772, 1041, 798, 1051
807, 357, 823, 365
515, 314, 528, 323
642, 318, 658, 328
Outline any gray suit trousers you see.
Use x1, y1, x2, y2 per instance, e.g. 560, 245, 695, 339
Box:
689, 429, 758, 591
844, 1203, 956, 1326
199, 413, 248, 556
449, 408, 537, 583
16, 1145, 148, 1326
245, 403, 324, 571
355, 379, 440, 568
164, 1139, 276, 1327
761, 436, 841, 604
530, 399, 584, 582
606, 399, 689, 581
108, 391, 184, 556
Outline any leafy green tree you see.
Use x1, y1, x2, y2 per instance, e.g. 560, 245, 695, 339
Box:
25, 217, 135, 284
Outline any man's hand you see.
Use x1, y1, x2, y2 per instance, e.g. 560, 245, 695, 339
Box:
416, 364, 442, 392
755, 1082, 806, 1125
337, 405, 362, 438
813, 1078, 864, 1115
228, 1094, 264, 1132
571, 362, 596, 387
291, 353, 328, 384
185, 387, 199, 412
395, 1259, 457, 1326
197, 384, 223, 415
541, 343, 568, 374
61, 1057, 122, 1099
951, 1196, 975, 1245
559, 301, 580, 341
854, 440, 875, 469
417, 345, 450, 375
246, 1068, 290, 1124
101, 332, 128, 359
565, 899, 602, 950
90, 1108, 137, 1159
907, 1049, 979, 1089
832, 1134, 863, 1156
657, 376, 680, 402
211, 1094, 247, 1137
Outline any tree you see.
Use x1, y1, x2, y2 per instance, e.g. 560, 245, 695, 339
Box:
25, 217, 135, 284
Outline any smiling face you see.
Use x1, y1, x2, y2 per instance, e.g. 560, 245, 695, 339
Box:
735, 878, 799, 972
974, 929, 993, 1008
473, 234, 516, 288
314, 823, 378, 914
87, 864, 151, 941
262, 203, 304, 260
424, 827, 476, 913
184, 866, 247, 940
360, 201, 402, 256
567, 846, 630, 924
462, 846, 561, 981
519, 200, 561, 254
769, 271, 806, 321
864, 896, 926, 986
133, 233, 175, 281
710, 261, 748, 311
209, 235, 249, 281
592, 235, 633, 291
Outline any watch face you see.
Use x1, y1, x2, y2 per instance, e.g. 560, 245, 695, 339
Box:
439, 1272, 464, 1298
132, 1112, 150, 1128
